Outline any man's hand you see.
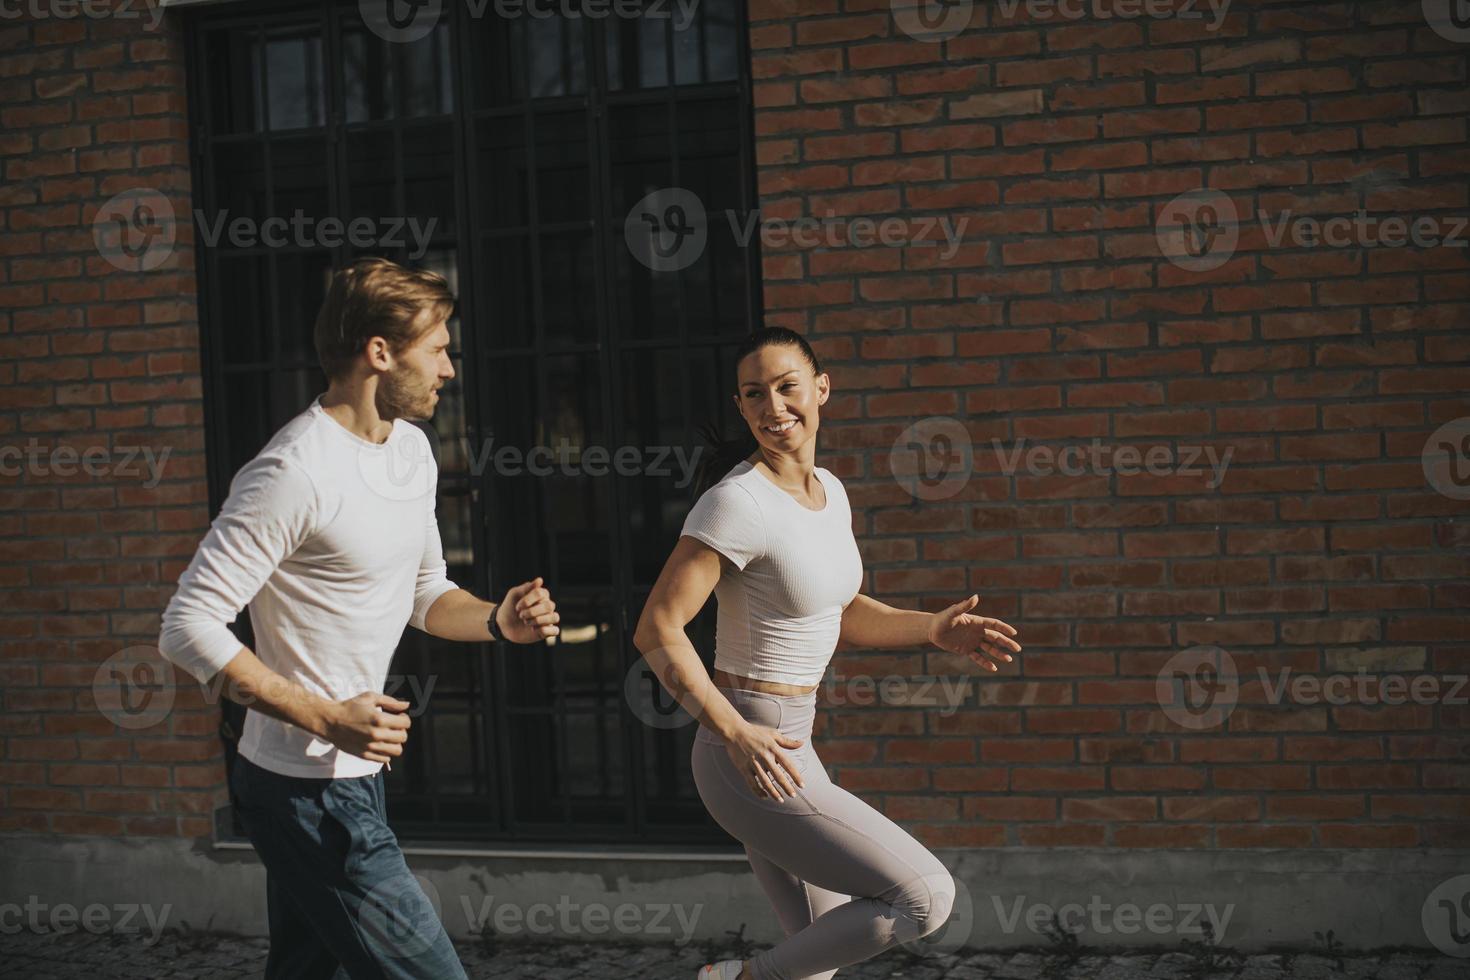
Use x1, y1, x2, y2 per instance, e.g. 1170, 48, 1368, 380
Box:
323, 692, 412, 764
495, 575, 561, 643
928, 594, 1022, 672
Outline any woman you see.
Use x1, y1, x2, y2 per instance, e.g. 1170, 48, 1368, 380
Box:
633, 327, 1023, 980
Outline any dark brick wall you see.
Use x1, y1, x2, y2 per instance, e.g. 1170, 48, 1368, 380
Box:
746, 0, 1470, 848
0, 1, 215, 837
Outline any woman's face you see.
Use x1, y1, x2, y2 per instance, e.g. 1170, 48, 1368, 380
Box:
732, 343, 829, 454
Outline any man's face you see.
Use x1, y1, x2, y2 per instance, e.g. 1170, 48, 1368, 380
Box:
376, 312, 455, 422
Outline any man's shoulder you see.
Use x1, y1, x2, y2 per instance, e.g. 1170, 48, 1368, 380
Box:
228, 407, 326, 503
261, 403, 327, 458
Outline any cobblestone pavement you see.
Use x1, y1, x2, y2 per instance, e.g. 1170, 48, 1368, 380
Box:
1, 931, 1467, 980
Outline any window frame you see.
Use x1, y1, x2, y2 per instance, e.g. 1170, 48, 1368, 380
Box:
181, 0, 765, 845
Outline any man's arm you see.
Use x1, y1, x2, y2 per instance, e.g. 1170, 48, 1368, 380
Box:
214, 644, 336, 736
422, 579, 561, 644
156, 453, 412, 762
158, 455, 318, 685
422, 589, 495, 642
409, 432, 559, 644
215, 645, 411, 764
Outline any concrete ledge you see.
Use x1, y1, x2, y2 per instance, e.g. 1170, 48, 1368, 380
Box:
1, 835, 1465, 953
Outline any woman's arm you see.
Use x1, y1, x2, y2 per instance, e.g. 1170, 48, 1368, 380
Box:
632, 537, 752, 742
839, 592, 1022, 672
838, 593, 933, 648
633, 535, 805, 799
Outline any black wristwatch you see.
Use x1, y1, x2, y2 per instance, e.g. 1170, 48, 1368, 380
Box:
487, 605, 506, 642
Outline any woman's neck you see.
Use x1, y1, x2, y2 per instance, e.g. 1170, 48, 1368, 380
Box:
749, 445, 819, 491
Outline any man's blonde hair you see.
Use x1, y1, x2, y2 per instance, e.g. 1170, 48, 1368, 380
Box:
313, 257, 455, 381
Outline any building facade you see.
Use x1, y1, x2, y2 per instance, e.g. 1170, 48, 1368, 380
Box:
1, 0, 1467, 952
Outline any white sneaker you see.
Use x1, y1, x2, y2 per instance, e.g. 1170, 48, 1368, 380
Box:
696, 960, 743, 980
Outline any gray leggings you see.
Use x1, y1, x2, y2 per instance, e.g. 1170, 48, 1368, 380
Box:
690, 686, 956, 980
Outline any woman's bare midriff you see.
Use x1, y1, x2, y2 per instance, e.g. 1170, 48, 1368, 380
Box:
712, 668, 817, 696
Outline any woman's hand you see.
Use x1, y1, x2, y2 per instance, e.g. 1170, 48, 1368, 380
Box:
929, 593, 1022, 672
725, 721, 805, 800
495, 576, 560, 643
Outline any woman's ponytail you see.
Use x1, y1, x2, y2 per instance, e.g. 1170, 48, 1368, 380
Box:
691, 419, 758, 501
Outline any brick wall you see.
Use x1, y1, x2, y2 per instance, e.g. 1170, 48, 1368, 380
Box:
0, 1, 215, 836
1, 0, 1466, 849
746, 1, 1470, 848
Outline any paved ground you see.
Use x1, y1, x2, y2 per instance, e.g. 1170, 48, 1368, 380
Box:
1, 931, 1467, 980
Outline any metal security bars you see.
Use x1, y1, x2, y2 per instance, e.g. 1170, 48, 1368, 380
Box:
182, 0, 761, 844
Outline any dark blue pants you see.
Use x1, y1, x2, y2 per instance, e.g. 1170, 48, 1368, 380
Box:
230, 753, 468, 980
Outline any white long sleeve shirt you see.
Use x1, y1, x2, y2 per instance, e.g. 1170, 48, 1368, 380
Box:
159, 394, 458, 778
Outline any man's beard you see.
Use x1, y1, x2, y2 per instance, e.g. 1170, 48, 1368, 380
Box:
375, 365, 435, 422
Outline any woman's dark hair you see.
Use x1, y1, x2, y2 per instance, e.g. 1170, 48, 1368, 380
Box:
690, 326, 823, 500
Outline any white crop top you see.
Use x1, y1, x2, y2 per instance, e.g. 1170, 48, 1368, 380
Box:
679, 459, 865, 687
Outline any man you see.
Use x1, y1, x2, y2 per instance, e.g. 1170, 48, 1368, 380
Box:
159, 256, 559, 978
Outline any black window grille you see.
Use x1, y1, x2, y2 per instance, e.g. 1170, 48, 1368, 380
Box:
183, 0, 763, 844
